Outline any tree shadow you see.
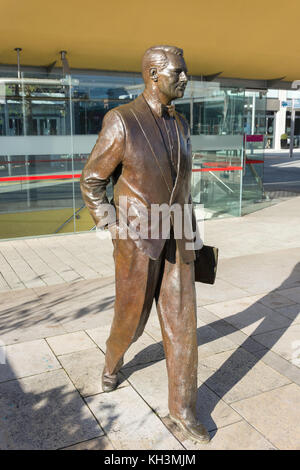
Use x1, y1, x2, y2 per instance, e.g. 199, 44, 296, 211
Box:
1, 262, 299, 446
0, 356, 106, 449
0, 277, 116, 338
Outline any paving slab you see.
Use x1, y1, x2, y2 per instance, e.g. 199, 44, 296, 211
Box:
0, 339, 61, 383
0, 320, 67, 346
13, 240, 65, 286
252, 324, 300, 365
163, 417, 275, 450
250, 291, 296, 309
58, 347, 128, 397
231, 383, 300, 450
0, 243, 45, 288
274, 304, 300, 324
278, 286, 300, 304
204, 295, 292, 336
0, 251, 25, 290
197, 348, 290, 404
0, 369, 103, 450
86, 387, 184, 450
196, 278, 248, 305
0, 287, 67, 346
217, 248, 300, 295
120, 360, 169, 417
251, 348, 300, 386
197, 320, 238, 358
46, 331, 96, 356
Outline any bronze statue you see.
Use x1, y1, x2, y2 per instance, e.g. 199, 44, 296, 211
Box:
80, 45, 210, 443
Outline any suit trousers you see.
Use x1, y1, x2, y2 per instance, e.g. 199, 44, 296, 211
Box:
105, 233, 198, 419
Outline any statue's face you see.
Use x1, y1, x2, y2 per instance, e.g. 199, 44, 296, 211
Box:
155, 54, 188, 101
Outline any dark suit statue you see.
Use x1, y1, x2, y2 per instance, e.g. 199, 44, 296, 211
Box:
80, 45, 210, 443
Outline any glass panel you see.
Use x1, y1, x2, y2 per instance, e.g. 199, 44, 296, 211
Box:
242, 91, 267, 215
192, 149, 243, 218
0, 72, 75, 238
70, 73, 144, 232
242, 135, 265, 215
183, 82, 245, 218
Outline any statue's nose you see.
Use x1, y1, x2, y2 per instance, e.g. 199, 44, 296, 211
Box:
180, 71, 188, 83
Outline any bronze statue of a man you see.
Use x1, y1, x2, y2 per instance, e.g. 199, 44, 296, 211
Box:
80, 45, 210, 443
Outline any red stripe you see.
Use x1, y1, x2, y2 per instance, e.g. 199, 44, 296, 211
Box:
202, 162, 234, 167
0, 174, 82, 182
244, 134, 264, 142
192, 167, 243, 172
0, 165, 245, 182
246, 159, 264, 164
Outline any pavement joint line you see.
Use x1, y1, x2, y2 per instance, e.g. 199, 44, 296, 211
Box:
0, 366, 63, 385
84, 331, 107, 355
116, 371, 186, 449
55, 236, 100, 272
46, 243, 92, 280
82, 395, 113, 441
250, 323, 299, 338
250, 349, 300, 384
36, 240, 85, 280
0, 250, 27, 290
224, 380, 294, 406
228, 382, 297, 450
200, 291, 297, 308
207, 315, 297, 341
43, 339, 107, 437
12, 241, 57, 286
220, 410, 279, 449
5, 242, 46, 286
22, 240, 68, 284
58, 434, 116, 451
51, 345, 99, 358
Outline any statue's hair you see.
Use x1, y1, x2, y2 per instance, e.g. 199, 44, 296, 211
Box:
142, 45, 183, 83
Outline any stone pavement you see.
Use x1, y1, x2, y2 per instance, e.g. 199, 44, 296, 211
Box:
0, 197, 300, 449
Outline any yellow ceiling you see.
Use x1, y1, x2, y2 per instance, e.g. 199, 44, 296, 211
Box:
1, 0, 300, 81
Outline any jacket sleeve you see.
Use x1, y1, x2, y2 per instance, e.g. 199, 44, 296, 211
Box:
80, 110, 125, 227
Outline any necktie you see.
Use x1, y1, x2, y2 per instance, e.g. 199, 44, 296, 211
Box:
160, 104, 176, 118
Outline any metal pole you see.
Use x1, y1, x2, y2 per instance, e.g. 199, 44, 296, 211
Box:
251, 93, 256, 134
289, 98, 295, 159
14, 48, 22, 79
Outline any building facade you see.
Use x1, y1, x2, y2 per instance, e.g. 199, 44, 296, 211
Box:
0, 64, 293, 240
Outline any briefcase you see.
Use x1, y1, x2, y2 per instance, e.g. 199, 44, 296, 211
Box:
194, 245, 219, 284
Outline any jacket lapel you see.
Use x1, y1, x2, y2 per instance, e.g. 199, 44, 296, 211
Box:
170, 112, 187, 203
132, 95, 174, 195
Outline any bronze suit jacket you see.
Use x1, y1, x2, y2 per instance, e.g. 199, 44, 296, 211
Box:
80, 93, 196, 263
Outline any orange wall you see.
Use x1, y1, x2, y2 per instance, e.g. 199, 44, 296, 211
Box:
1, 0, 300, 81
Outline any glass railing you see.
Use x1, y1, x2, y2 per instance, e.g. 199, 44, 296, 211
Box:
192, 149, 243, 218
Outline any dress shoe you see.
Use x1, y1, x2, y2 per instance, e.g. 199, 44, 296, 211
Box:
102, 370, 118, 392
169, 414, 210, 444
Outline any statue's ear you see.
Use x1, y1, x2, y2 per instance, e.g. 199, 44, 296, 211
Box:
150, 67, 158, 82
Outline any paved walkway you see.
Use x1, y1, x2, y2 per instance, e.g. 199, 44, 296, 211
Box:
0, 197, 300, 449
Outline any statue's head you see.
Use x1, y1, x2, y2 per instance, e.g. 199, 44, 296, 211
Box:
142, 45, 188, 103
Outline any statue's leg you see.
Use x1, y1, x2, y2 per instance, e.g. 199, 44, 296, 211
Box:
104, 237, 162, 376
155, 237, 198, 421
